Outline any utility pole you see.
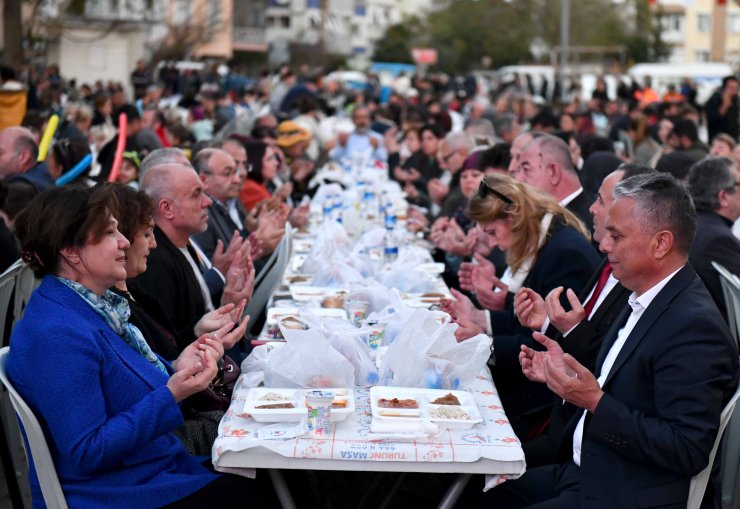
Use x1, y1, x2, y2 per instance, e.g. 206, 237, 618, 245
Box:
560, 0, 570, 103
318, 0, 328, 64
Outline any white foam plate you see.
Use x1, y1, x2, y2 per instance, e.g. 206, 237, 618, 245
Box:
244, 388, 355, 423
370, 386, 482, 429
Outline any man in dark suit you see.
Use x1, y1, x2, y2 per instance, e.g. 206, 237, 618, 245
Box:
517, 133, 595, 233
512, 164, 654, 465
480, 173, 738, 508
130, 163, 254, 349
191, 148, 252, 259
687, 156, 740, 322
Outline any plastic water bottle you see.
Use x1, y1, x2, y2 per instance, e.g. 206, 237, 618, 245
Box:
384, 229, 398, 263
322, 194, 333, 221
332, 194, 343, 222
384, 197, 396, 231
363, 190, 377, 221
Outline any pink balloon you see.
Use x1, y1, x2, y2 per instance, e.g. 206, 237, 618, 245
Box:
107, 113, 128, 182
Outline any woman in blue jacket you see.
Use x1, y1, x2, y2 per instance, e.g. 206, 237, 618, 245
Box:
9, 186, 269, 508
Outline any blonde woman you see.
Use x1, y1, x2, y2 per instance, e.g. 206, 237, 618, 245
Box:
442, 173, 600, 431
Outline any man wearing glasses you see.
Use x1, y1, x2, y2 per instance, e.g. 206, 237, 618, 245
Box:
687, 156, 740, 322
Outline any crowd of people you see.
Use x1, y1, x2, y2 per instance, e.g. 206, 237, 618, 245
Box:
1, 58, 740, 507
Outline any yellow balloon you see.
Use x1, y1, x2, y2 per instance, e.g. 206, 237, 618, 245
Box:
37, 114, 59, 162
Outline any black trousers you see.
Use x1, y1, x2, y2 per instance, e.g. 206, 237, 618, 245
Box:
459, 462, 581, 509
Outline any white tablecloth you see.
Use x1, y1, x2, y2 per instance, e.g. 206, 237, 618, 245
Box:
212, 370, 526, 488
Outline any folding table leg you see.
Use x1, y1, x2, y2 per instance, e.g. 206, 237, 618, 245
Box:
437, 473, 472, 509
268, 469, 296, 509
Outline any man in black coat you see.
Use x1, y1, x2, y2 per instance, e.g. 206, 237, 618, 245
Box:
688, 156, 740, 322
512, 164, 654, 464
705, 76, 739, 142
517, 134, 595, 233
130, 163, 254, 348
478, 173, 738, 508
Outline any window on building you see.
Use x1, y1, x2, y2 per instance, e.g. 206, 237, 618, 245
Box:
694, 50, 710, 62
728, 14, 740, 34
266, 16, 276, 28
697, 13, 711, 33
280, 16, 291, 28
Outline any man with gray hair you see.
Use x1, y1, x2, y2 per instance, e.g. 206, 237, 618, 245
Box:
688, 156, 740, 321
480, 172, 738, 508
429, 131, 475, 218
517, 134, 594, 232
130, 162, 254, 349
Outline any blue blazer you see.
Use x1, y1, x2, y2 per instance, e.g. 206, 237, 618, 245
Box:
8, 277, 217, 508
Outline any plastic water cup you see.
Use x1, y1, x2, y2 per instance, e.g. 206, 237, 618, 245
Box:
306, 390, 335, 437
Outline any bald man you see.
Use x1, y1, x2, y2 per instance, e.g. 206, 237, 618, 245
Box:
0, 126, 54, 192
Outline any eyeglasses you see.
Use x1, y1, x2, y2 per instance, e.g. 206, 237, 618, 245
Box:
477, 180, 513, 204
206, 167, 238, 179
441, 149, 458, 164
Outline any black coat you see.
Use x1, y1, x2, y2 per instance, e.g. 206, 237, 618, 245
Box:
489, 221, 601, 418
129, 226, 207, 349
524, 258, 631, 467
689, 210, 740, 322
561, 265, 738, 508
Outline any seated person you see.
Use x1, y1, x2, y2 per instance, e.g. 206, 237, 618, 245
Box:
441, 173, 600, 430
9, 185, 272, 507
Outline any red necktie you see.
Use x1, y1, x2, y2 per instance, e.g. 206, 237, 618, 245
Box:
583, 263, 613, 317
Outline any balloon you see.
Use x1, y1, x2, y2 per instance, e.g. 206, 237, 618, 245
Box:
37, 114, 59, 162
55, 154, 92, 186
107, 113, 128, 182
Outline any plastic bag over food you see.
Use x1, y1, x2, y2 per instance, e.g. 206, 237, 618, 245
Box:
363, 290, 415, 345
264, 316, 355, 388
378, 309, 490, 390
311, 261, 364, 288
301, 221, 353, 274
298, 309, 379, 387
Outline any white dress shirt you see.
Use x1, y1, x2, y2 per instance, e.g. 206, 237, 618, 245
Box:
572, 266, 683, 466
560, 187, 584, 208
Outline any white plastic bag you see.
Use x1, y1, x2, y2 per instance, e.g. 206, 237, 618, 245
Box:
364, 290, 415, 345
311, 261, 364, 287
301, 221, 353, 274
378, 309, 491, 390
263, 316, 355, 388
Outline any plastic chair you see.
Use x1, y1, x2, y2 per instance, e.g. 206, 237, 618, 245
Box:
244, 223, 293, 337
712, 261, 740, 349
688, 373, 740, 509
0, 260, 23, 346
0, 347, 68, 508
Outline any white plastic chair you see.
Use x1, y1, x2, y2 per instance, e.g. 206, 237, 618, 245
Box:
712, 261, 740, 349
688, 373, 740, 509
0, 347, 68, 508
0, 260, 23, 345
244, 223, 293, 337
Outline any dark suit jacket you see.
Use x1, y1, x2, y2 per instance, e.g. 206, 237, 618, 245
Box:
524, 258, 631, 467
565, 188, 595, 238
192, 197, 245, 260
560, 265, 738, 508
689, 210, 740, 322
490, 221, 601, 418
129, 226, 207, 349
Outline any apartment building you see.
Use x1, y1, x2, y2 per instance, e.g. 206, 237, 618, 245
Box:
657, 0, 740, 66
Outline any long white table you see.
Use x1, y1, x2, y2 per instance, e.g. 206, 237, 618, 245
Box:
213, 215, 526, 507
213, 371, 526, 508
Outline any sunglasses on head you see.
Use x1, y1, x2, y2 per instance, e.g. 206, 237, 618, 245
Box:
478, 180, 513, 204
